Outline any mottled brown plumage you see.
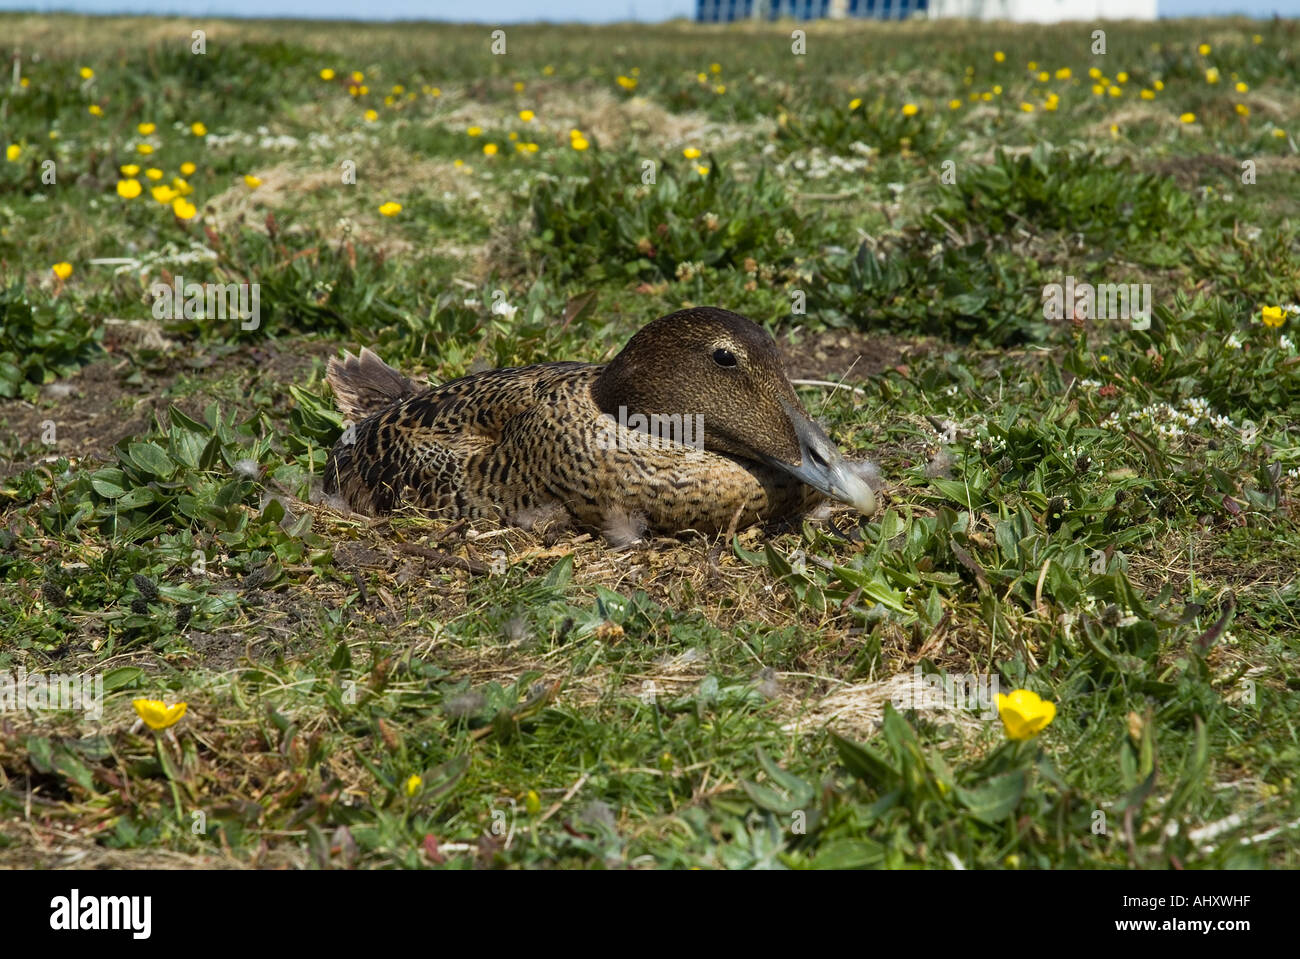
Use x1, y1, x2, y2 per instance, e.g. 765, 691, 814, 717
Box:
323, 307, 875, 534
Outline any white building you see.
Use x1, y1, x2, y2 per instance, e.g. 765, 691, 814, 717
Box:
928, 0, 1156, 20
696, 0, 1157, 19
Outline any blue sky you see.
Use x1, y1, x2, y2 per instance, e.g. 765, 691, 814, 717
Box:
0, 0, 1297, 20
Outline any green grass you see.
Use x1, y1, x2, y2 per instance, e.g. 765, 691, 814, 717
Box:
0, 13, 1298, 869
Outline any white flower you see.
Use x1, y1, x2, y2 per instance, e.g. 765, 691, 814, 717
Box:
1226, 334, 1243, 350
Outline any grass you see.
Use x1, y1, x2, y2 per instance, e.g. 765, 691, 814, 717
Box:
0, 13, 1298, 869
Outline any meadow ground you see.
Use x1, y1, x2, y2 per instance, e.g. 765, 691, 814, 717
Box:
0, 14, 1298, 869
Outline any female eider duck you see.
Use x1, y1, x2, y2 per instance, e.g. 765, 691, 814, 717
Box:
323, 307, 876, 535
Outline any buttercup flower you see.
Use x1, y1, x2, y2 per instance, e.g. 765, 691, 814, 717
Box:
136, 143, 154, 155
378, 201, 402, 216
519, 109, 534, 122
151, 184, 178, 204
483, 143, 498, 156
901, 103, 919, 116
320, 68, 335, 80
133, 699, 188, 731
190, 122, 207, 136
363, 109, 378, 122
116, 178, 142, 198
1180, 112, 1196, 124
1197, 43, 1211, 55
1261, 306, 1286, 327
405, 774, 422, 796
138, 122, 156, 135
570, 135, 590, 151
467, 125, 482, 136
120, 163, 140, 176
145, 168, 163, 180
993, 50, 1005, 62
52, 262, 73, 280
997, 689, 1056, 740
172, 198, 197, 219
4, 144, 19, 162
683, 146, 702, 159
849, 97, 862, 110
616, 75, 637, 90
88, 104, 103, 117
180, 161, 196, 176
243, 174, 261, 188
79, 66, 94, 79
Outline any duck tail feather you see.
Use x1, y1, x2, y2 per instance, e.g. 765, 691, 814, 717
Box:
326, 347, 419, 419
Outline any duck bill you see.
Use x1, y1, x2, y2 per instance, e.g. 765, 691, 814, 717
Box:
770, 404, 876, 516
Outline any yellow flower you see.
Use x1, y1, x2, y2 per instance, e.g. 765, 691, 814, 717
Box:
119, 163, 139, 176
1197, 43, 1211, 56
513, 81, 525, 92
949, 98, 961, 110
696, 164, 709, 176
981, 91, 993, 101
145, 168, 163, 181
483, 142, 498, 156
20, 77, 29, 88
133, 699, 188, 731
992, 85, 1002, 95
1252, 34, 1262, 44
1107, 85, 1121, 97
993, 50, 1005, 63
683, 146, 702, 159
1092, 84, 1104, 96
710, 62, 722, 74
616, 75, 637, 90
1235, 81, 1248, 93
79, 66, 94, 79
696, 72, 707, 83
1154, 80, 1164, 91
467, 125, 482, 137
1088, 67, 1102, 79
320, 68, 335, 80
4, 144, 19, 162
542, 65, 554, 76
1055, 67, 1071, 79
180, 161, 196, 176
1261, 306, 1286, 328
190, 122, 207, 136
1274, 129, 1288, 139
1235, 104, 1250, 117
570, 135, 590, 151
849, 97, 862, 111
172, 198, 197, 219
350, 70, 364, 83
378, 201, 402, 217
88, 104, 103, 117
1027, 61, 1037, 71
1037, 71, 1049, 83
138, 122, 156, 135
391, 84, 404, 94
1020, 102, 1034, 112
1180, 112, 1196, 124
525, 789, 541, 815
901, 103, 919, 116
136, 143, 154, 155
243, 175, 261, 188
172, 177, 193, 195
519, 109, 534, 122
714, 85, 726, 95
116, 178, 142, 198
996, 689, 1056, 740
1117, 71, 1129, 83
405, 774, 422, 797
1205, 67, 1220, 84
364, 109, 378, 122
1140, 89, 1155, 100
151, 184, 178, 204
383, 95, 394, 106
51, 262, 73, 280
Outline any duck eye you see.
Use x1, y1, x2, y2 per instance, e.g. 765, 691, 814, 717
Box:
712, 348, 738, 368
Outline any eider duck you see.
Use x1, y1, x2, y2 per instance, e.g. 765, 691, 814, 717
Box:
323, 307, 876, 535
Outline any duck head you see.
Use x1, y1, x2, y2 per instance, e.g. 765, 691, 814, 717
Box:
591, 307, 876, 515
